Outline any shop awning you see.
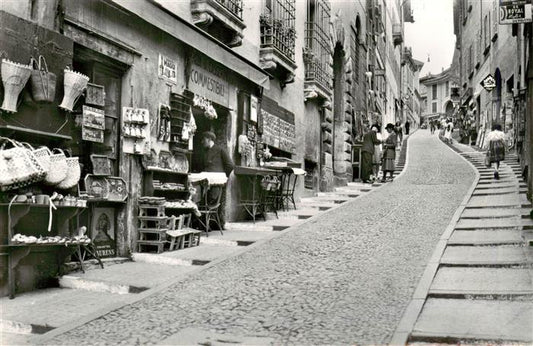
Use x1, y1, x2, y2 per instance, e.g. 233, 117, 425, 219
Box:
106, 0, 270, 89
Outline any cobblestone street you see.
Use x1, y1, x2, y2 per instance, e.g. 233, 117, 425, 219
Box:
45, 130, 475, 345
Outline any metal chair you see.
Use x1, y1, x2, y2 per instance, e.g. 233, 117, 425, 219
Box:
195, 183, 225, 236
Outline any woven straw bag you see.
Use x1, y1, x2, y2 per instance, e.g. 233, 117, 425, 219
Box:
44, 148, 68, 185
0, 138, 47, 191
56, 153, 81, 190
21, 143, 51, 173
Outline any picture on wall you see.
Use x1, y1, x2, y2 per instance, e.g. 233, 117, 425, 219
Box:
91, 208, 116, 258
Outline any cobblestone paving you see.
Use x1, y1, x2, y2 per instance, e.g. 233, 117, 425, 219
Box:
46, 131, 475, 345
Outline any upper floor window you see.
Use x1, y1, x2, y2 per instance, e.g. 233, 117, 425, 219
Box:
261, 0, 296, 62
432, 102, 437, 113
432, 84, 437, 100
304, 0, 331, 91
445, 81, 449, 97
351, 24, 360, 85
483, 14, 490, 51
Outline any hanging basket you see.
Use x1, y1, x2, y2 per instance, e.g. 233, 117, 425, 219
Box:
56, 154, 81, 190
44, 148, 68, 185
59, 68, 89, 112
1, 58, 33, 113
30, 55, 57, 103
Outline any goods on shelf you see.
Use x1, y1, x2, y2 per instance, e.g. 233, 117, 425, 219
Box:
11, 234, 91, 245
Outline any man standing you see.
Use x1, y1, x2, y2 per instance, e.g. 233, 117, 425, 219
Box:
198, 131, 234, 229
361, 125, 381, 183
405, 120, 410, 135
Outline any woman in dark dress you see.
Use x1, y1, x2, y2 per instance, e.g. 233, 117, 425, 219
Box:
486, 123, 505, 179
381, 123, 397, 182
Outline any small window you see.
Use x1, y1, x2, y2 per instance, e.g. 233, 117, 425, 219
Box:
445, 81, 449, 97
432, 85, 437, 100
432, 102, 437, 113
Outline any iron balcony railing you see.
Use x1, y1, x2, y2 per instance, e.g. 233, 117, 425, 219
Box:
214, 0, 243, 20
260, 1, 296, 63
304, 21, 331, 91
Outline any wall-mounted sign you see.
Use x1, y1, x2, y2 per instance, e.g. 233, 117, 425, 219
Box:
260, 97, 296, 153
499, 1, 532, 24
188, 55, 230, 108
480, 74, 496, 92
82, 106, 105, 143
250, 95, 258, 123
158, 54, 178, 83
91, 207, 116, 258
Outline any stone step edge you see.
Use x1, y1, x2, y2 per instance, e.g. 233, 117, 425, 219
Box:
409, 331, 533, 344
428, 289, 533, 296
0, 319, 56, 336
59, 275, 148, 295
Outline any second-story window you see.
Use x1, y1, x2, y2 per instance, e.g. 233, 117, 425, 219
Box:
261, 0, 296, 61
432, 84, 437, 100
351, 25, 360, 85
304, 0, 331, 90
445, 81, 449, 97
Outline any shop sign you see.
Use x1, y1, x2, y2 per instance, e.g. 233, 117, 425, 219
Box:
158, 54, 178, 83
480, 74, 496, 92
188, 60, 229, 108
82, 106, 105, 143
499, 0, 532, 24
91, 208, 116, 258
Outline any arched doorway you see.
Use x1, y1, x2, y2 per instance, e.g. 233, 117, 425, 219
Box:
444, 100, 454, 117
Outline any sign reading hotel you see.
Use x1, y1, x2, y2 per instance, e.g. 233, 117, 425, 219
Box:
499, 0, 532, 24
158, 54, 178, 83
189, 60, 230, 108
480, 74, 496, 92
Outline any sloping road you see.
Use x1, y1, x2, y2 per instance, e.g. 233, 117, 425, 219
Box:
43, 131, 475, 345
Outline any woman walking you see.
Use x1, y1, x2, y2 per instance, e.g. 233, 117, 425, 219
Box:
486, 123, 505, 179
444, 119, 453, 144
372, 124, 383, 181
381, 123, 398, 182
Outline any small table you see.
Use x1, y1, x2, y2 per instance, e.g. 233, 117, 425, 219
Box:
234, 166, 279, 223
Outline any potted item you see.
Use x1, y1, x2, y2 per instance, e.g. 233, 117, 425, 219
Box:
1, 58, 33, 113
59, 68, 89, 112
30, 55, 56, 103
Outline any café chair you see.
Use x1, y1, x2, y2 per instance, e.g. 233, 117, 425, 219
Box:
195, 183, 225, 236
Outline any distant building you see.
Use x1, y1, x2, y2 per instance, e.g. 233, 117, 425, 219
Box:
419, 68, 458, 124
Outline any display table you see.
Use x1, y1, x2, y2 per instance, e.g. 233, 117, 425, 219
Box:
0, 203, 94, 298
233, 166, 279, 223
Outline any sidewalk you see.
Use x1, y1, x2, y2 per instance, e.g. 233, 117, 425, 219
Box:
1, 138, 411, 345
393, 133, 533, 344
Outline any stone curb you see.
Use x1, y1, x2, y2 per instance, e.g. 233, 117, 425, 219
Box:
33, 134, 415, 344
390, 135, 480, 346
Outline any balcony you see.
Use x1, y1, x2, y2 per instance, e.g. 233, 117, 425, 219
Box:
259, 10, 297, 87
392, 23, 403, 46
191, 0, 246, 47
303, 22, 332, 100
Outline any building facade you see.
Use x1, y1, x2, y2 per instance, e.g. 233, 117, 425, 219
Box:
419, 68, 458, 125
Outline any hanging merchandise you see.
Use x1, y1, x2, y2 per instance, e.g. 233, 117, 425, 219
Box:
44, 148, 68, 185
30, 55, 56, 103
193, 94, 217, 119
0, 138, 47, 191
82, 106, 105, 143
1, 58, 33, 113
56, 151, 81, 190
158, 104, 171, 142
189, 109, 197, 134
59, 67, 89, 112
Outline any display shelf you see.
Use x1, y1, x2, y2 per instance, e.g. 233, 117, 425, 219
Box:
144, 166, 189, 175
0, 125, 72, 142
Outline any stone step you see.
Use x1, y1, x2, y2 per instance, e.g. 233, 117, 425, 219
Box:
475, 183, 518, 190
467, 194, 521, 208
429, 267, 533, 295
301, 196, 350, 203
460, 207, 523, 219
412, 299, 533, 343
440, 246, 528, 265
263, 218, 303, 231
455, 218, 532, 230
448, 230, 523, 245
472, 187, 519, 196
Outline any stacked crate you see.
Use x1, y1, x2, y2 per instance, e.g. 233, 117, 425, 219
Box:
137, 204, 168, 253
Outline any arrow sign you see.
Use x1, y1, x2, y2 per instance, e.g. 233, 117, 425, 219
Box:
481, 74, 496, 91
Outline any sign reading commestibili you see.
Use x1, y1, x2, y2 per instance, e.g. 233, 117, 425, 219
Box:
499, 0, 532, 24
481, 74, 497, 91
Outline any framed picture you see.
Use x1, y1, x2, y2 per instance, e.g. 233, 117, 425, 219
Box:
86, 83, 105, 106
106, 176, 128, 201
84, 175, 109, 199
91, 208, 116, 258
82, 106, 105, 130
90, 155, 112, 176
82, 127, 104, 143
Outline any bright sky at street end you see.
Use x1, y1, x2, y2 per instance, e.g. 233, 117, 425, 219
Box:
404, 0, 456, 77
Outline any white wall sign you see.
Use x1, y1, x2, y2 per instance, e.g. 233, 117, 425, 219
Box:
158, 54, 178, 83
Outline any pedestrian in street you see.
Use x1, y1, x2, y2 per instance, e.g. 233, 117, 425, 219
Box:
405, 120, 410, 135
485, 123, 505, 180
372, 124, 383, 181
197, 131, 234, 229
361, 124, 381, 183
430, 120, 436, 134
444, 119, 454, 144
394, 122, 403, 146
381, 123, 397, 182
